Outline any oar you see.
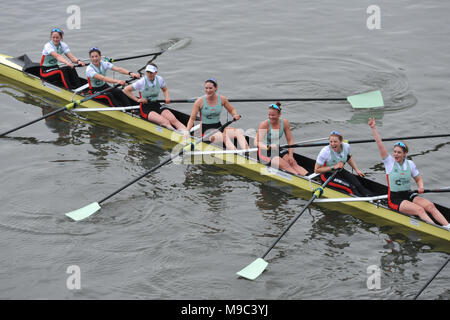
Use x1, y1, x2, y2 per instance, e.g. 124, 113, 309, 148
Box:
413, 256, 450, 300
64, 118, 238, 221
184, 137, 331, 156
283, 133, 450, 149
236, 169, 341, 280
76, 50, 169, 68
185, 148, 257, 156
73, 105, 140, 112
157, 90, 384, 109
314, 195, 387, 203
414, 187, 450, 194
315, 187, 450, 203
76, 38, 187, 68
0, 81, 132, 137
409, 187, 450, 200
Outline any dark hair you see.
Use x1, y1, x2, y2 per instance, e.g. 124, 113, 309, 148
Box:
205, 78, 218, 88
89, 47, 101, 56
269, 102, 282, 113
50, 27, 64, 39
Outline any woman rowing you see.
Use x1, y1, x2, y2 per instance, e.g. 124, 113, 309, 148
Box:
86, 47, 139, 107
255, 102, 308, 176
368, 118, 450, 230
185, 78, 248, 149
40, 27, 85, 90
123, 64, 187, 131
314, 130, 373, 197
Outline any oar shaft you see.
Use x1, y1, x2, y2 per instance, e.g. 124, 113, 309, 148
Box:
98, 118, 237, 205
109, 51, 164, 63
260, 169, 340, 259
98, 155, 174, 204
158, 98, 347, 104
0, 81, 128, 137
413, 256, 450, 300
0, 107, 67, 137
284, 133, 450, 148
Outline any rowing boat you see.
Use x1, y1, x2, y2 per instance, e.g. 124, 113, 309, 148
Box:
1, 53, 449, 243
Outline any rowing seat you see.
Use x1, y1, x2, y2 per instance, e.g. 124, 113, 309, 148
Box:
18, 54, 42, 77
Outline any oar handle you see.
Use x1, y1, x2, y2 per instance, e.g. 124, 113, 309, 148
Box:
412, 187, 450, 194
260, 169, 341, 259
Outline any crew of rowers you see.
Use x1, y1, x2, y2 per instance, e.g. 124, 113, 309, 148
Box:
40, 27, 450, 231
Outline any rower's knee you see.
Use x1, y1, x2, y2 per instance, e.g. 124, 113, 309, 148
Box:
416, 207, 429, 220
423, 202, 436, 212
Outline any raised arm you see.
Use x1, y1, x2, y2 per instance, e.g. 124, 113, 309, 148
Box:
368, 118, 388, 159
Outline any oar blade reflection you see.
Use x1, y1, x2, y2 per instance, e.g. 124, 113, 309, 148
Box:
65, 202, 101, 221
236, 258, 268, 281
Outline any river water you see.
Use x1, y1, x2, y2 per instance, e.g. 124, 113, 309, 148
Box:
0, 0, 449, 302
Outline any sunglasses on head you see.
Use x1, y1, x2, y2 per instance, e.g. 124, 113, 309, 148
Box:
269, 103, 280, 111
52, 28, 62, 33
395, 142, 406, 148
330, 131, 341, 136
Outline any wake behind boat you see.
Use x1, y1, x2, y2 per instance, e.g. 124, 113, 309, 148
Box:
1, 53, 449, 242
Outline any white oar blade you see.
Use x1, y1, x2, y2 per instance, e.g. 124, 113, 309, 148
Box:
236, 258, 268, 280
65, 202, 101, 221
347, 90, 384, 108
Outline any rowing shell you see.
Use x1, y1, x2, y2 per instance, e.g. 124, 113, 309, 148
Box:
1, 53, 449, 243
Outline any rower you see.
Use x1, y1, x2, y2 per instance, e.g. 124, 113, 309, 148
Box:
368, 118, 450, 230
314, 130, 373, 197
86, 47, 139, 107
40, 27, 85, 90
185, 78, 248, 150
255, 102, 308, 176
122, 64, 187, 131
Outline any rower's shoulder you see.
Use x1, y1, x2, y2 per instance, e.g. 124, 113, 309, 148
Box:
219, 94, 229, 102
258, 119, 270, 128
194, 96, 204, 107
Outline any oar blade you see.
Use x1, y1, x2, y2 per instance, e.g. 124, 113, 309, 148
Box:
236, 258, 268, 280
65, 202, 101, 221
347, 90, 384, 108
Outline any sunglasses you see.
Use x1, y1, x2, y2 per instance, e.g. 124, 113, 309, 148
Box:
330, 131, 341, 136
52, 28, 62, 33
395, 141, 406, 148
269, 104, 282, 112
